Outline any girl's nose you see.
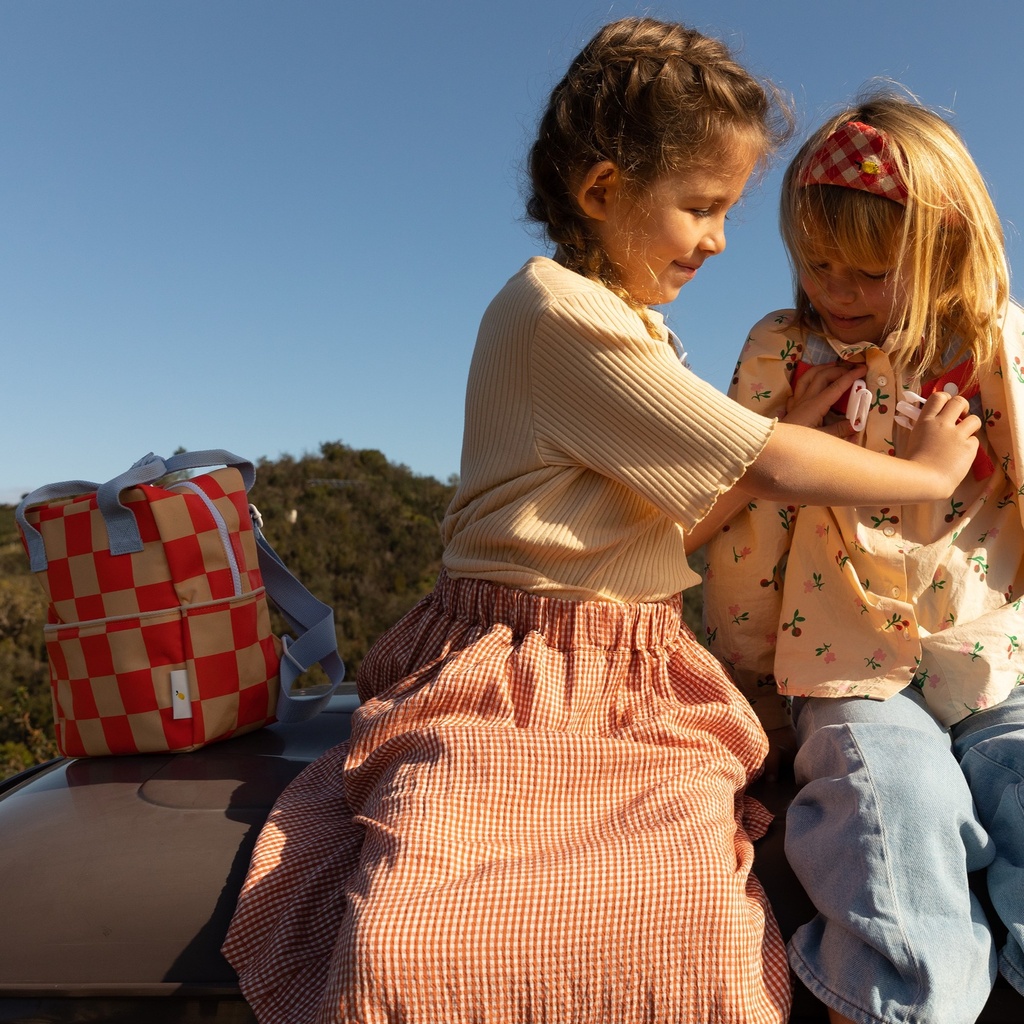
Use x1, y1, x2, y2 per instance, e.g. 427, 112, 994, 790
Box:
824, 270, 859, 303
699, 223, 726, 255
815, 272, 847, 303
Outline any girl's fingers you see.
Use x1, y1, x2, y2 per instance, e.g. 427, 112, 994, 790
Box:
917, 392, 981, 435
915, 390, 954, 418
786, 364, 867, 428
896, 390, 981, 435
820, 364, 866, 400
792, 362, 864, 403
830, 419, 859, 439
957, 412, 982, 435
927, 392, 970, 419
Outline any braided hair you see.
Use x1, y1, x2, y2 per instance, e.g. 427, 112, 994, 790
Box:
527, 17, 791, 321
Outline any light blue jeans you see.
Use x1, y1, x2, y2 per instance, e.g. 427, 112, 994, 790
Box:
786, 685, 1024, 1024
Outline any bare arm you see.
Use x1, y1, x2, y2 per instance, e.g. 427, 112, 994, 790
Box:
686, 389, 978, 552
684, 365, 864, 552
739, 391, 979, 506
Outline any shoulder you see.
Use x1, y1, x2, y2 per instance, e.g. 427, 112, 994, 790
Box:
986, 300, 1024, 378
497, 257, 659, 351
726, 310, 802, 407
474, 259, 565, 354
741, 309, 801, 354
489, 256, 609, 309
751, 308, 797, 332
472, 259, 658, 399
1000, 300, 1024, 345
732, 309, 812, 378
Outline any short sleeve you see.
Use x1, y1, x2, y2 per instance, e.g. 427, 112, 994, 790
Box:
529, 290, 775, 532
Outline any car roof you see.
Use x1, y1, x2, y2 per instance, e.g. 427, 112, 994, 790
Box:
0, 693, 357, 1001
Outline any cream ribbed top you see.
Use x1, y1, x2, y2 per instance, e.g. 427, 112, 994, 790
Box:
441, 257, 774, 602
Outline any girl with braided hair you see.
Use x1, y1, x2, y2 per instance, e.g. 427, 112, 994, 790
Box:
223, 23, 979, 1024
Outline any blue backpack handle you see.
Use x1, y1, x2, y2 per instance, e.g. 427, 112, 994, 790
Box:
17, 479, 101, 572
97, 450, 256, 557
16, 450, 255, 571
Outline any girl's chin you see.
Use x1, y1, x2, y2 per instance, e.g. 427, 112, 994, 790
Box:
636, 269, 695, 306
647, 280, 689, 306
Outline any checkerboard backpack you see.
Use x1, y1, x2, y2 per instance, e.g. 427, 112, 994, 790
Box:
15, 450, 345, 757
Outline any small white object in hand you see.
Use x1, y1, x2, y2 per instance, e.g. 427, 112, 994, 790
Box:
847, 379, 872, 432
895, 390, 925, 430
896, 383, 961, 430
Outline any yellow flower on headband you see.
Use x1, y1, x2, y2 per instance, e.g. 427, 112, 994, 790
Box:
861, 158, 880, 175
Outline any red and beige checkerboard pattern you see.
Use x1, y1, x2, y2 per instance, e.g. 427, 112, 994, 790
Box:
22, 468, 281, 756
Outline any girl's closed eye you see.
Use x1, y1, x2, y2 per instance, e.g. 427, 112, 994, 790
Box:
807, 258, 888, 280
798, 254, 910, 347
690, 203, 735, 220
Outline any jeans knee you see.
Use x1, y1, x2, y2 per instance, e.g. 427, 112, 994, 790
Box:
791, 720, 992, 872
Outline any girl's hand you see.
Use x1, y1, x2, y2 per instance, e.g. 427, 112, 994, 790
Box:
784, 363, 866, 437
902, 391, 981, 488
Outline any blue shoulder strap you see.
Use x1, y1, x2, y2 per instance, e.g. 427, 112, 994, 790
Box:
250, 507, 346, 721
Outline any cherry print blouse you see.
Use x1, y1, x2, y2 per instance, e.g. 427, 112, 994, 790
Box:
704, 305, 1024, 730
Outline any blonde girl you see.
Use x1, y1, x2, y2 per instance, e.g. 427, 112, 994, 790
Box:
224, 32, 979, 1024
706, 92, 1024, 1024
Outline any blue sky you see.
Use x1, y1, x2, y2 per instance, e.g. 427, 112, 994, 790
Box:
2, 0, 1022, 503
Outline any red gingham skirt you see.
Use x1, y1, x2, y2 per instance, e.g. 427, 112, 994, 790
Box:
222, 572, 790, 1023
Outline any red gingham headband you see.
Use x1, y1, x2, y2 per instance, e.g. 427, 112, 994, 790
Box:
799, 121, 908, 205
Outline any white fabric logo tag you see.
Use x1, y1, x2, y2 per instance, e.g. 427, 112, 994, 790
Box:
171, 670, 193, 719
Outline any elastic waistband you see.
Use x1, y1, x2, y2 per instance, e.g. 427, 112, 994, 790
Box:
434, 571, 683, 651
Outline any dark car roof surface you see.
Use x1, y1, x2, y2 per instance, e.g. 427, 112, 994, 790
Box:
0, 693, 358, 1024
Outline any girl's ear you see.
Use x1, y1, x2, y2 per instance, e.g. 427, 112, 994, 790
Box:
576, 161, 620, 221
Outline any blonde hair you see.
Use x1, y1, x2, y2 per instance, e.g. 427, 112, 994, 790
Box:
527, 17, 791, 332
781, 91, 1009, 382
